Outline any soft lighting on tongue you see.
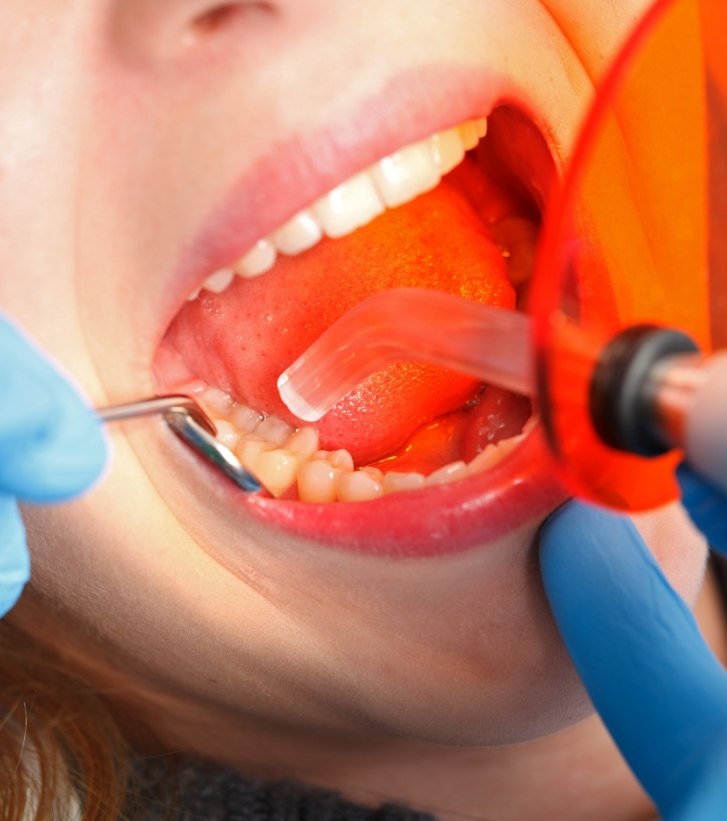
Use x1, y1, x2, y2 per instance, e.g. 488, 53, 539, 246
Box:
277, 288, 533, 423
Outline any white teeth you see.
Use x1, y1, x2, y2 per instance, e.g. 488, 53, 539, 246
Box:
272, 209, 322, 255
201, 387, 235, 417
236, 238, 277, 279
312, 171, 385, 239
458, 121, 479, 151
255, 416, 293, 447
321, 449, 355, 471
429, 127, 466, 176
202, 268, 235, 293
191, 385, 529, 501
285, 426, 319, 458
211, 418, 242, 450
370, 140, 441, 208
236, 437, 275, 472
254, 449, 302, 497
230, 404, 264, 432
426, 460, 468, 486
185, 116, 487, 301
337, 470, 384, 502
297, 460, 340, 503
382, 471, 426, 494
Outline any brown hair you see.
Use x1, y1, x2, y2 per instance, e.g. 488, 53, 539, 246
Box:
0, 619, 141, 820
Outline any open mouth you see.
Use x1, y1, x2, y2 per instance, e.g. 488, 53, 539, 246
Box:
153, 104, 567, 555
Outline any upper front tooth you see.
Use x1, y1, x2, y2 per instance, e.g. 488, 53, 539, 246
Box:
312, 171, 385, 239
370, 139, 442, 208
236, 238, 277, 278
272, 209, 322, 255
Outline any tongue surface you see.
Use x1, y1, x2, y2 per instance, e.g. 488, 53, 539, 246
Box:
165, 165, 519, 463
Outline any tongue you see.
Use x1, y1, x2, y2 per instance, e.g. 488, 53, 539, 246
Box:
164, 164, 518, 464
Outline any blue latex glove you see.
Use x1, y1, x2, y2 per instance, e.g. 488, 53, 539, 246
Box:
0, 315, 106, 617
540, 484, 727, 820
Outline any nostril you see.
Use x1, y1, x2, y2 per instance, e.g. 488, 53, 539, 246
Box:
192, 4, 242, 34
111, 0, 278, 63
186, 2, 275, 43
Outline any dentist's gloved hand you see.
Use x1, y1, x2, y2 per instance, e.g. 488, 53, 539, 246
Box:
539, 482, 727, 821
0, 315, 106, 617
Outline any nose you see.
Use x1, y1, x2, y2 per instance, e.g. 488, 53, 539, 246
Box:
110, 0, 276, 63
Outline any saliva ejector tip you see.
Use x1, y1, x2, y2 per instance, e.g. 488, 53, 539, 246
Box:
276, 288, 533, 422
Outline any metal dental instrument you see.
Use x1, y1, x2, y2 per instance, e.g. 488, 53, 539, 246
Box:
96, 395, 262, 492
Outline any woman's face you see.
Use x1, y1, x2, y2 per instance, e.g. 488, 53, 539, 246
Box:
4, 0, 707, 751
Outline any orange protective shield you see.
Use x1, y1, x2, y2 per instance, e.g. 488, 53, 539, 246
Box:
531, 0, 721, 510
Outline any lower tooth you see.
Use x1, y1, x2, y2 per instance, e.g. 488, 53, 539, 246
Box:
254, 449, 302, 497
201, 388, 235, 417
321, 449, 355, 472
255, 416, 293, 447
236, 437, 275, 472
426, 460, 469, 486
337, 470, 384, 503
285, 426, 319, 458
297, 459, 340, 503
193, 384, 529, 500
230, 404, 264, 432
212, 419, 242, 450
382, 471, 426, 494
360, 466, 384, 483
468, 433, 524, 475
468, 445, 500, 474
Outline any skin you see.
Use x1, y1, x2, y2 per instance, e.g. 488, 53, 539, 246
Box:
0, 1, 718, 819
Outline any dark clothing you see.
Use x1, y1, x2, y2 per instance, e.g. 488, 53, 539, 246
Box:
130, 758, 437, 821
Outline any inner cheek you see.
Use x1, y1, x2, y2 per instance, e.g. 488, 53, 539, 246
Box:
631, 503, 709, 607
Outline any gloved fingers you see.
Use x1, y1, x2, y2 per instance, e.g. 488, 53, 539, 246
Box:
667, 742, 727, 821
677, 462, 727, 556
0, 315, 107, 502
539, 502, 727, 813
0, 494, 30, 617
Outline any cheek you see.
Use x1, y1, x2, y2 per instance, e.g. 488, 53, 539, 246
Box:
631, 502, 710, 606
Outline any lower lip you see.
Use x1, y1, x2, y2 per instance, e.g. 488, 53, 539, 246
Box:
238, 425, 566, 557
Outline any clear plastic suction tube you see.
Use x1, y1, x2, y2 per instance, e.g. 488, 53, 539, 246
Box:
277, 288, 533, 423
